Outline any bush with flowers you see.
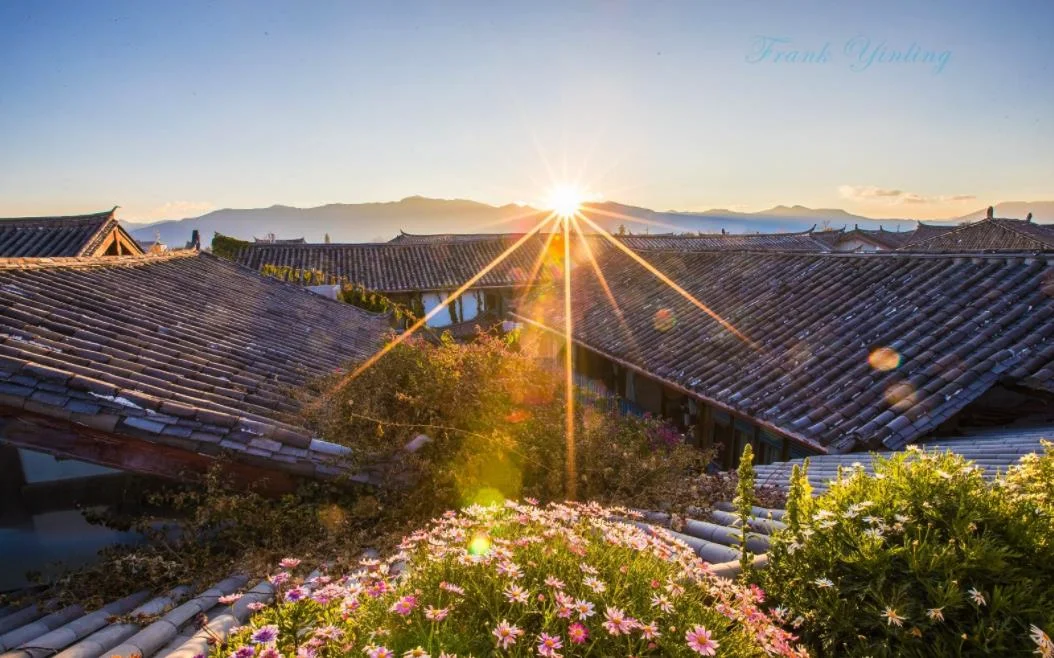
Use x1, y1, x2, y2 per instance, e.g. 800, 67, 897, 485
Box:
762, 446, 1054, 657
301, 335, 715, 520
215, 500, 808, 657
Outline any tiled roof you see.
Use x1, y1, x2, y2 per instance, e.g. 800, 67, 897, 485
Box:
389, 231, 527, 244
0, 209, 142, 258
754, 425, 1053, 493
813, 226, 916, 251
900, 218, 1054, 252
897, 221, 957, 249
230, 236, 550, 292
0, 251, 390, 480
517, 249, 1054, 452
615, 229, 830, 253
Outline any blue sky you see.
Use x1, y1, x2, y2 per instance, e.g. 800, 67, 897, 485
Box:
1, 0, 1052, 222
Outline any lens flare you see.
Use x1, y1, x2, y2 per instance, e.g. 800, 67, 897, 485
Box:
653, 308, 677, 332
869, 347, 901, 371
884, 381, 917, 410
469, 533, 492, 556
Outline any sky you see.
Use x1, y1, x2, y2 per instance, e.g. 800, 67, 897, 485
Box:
1, 0, 1052, 222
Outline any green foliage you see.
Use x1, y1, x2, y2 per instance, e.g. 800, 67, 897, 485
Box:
763, 447, 1054, 657
211, 232, 250, 260
213, 502, 806, 658
260, 264, 331, 286
735, 443, 756, 579
784, 459, 812, 534
338, 284, 417, 324
301, 335, 714, 524
1001, 439, 1054, 531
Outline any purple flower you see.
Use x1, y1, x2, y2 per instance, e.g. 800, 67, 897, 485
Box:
284, 587, 306, 602
269, 572, 291, 586
232, 646, 255, 658
251, 625, 279, 645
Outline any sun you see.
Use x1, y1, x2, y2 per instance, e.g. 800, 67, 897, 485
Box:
546, 185, 586, 219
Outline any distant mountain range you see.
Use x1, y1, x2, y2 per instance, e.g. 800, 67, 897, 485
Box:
125, 197, 1054, 246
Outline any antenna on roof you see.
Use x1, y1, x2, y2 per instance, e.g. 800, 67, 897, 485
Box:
986, 206, 994, 220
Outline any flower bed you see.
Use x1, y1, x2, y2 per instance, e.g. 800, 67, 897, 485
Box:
216, 501, 807, 657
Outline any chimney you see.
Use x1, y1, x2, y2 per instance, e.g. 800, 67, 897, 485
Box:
721, 228, 726, 235
190, 229, 201, 250
1026, 212, 1033, 223
986, 206, 994, 220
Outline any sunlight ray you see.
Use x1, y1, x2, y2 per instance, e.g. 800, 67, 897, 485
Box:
561, 215, 576, 501
440, 206, 552, 234
328, 214, 557, 396
513, 217, 560, 310
570, 216, 642, 360
577, 214, 759, 350
581, 205, 689, 233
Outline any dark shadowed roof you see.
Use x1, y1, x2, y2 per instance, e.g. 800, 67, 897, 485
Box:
615, 228, 830, 253
231, 236, 550, 292
900, 217, 1054, 252
0, 251, 390, 480
0, 209, 142, 258
517, 249, 1054, 453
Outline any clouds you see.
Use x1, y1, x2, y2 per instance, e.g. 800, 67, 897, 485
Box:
838, 185, 975, 205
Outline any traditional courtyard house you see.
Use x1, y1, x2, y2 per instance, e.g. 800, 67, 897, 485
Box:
230, 235, 551, 330
812, 225, 916, 252
898, 207, 1054, 252
0, 208, 143, 258
0, 250, 390, 493
518, 247, 1054, 468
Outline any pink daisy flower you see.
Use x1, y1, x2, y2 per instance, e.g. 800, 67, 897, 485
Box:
493, 620, 524, 649
685, 625, 719, 656
602, 607, 636, 636
568, 623, 589, 645
390, 595, 418, 616
536, 633, 563, 657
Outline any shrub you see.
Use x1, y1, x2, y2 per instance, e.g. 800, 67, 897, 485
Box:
211, 233, 251, 259
215, 501, 808, 657
763, 447, 1054, 657
300, 335, 713, 522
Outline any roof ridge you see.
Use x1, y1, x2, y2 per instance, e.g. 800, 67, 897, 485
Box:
239, 234, 541, 248
901, 216, 1054, 251
0, 248, 200, 270
991, 217, 1054, 248
0, 208, 116, 223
